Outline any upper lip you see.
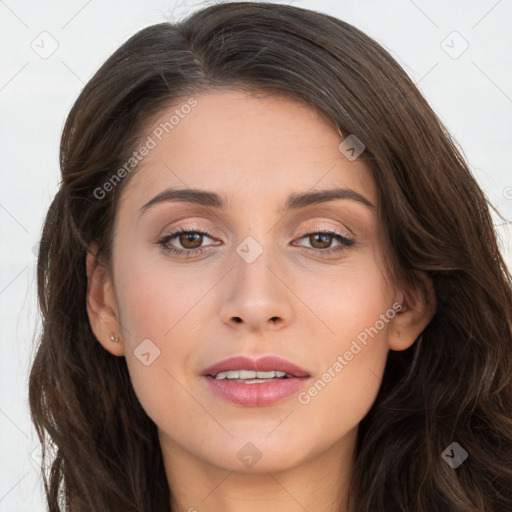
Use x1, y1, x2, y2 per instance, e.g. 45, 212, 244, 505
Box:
202, 355, 310, 378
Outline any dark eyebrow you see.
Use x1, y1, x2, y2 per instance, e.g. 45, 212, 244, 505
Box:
140, 187, 374, 214
283, 188, 374, 211
141, 188, 230, 213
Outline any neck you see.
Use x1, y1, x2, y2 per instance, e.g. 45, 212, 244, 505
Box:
161, 427, 357, 512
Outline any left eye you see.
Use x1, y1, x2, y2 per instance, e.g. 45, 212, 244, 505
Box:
295, 231, 350, 250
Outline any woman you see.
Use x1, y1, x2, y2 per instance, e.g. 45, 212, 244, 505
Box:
29, 2, 512, 511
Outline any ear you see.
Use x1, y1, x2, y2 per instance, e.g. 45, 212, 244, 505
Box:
86, 242, 125, 356
388, 271, 436, 351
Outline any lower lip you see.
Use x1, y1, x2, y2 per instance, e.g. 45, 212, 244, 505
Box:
203, 376, 311, 406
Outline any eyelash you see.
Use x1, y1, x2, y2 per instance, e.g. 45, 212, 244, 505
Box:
156, 225, 355, 258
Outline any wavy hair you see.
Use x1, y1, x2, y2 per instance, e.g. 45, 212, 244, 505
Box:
29, 2, 512, 510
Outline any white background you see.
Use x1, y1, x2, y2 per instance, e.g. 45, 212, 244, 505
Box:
1, 1, 511, 510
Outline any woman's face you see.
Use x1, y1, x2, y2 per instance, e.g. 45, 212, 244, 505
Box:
90, 89, 425, 477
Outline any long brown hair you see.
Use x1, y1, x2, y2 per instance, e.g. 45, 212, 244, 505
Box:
29, 2, 512, 510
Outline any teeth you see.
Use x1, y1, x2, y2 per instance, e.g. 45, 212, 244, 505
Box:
213, 370, 289, 380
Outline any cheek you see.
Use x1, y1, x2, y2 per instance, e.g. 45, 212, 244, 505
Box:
111, 254, 205, 419
114, 249, 215, 341
300, 256, 392, 422
294, 326, 389, 457
314, 249, 394, 346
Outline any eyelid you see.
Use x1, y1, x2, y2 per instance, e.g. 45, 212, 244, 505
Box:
293, 223, 352, 240
158, 221, 220, 239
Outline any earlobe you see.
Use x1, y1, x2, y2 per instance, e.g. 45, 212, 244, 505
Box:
85, 242, 125, 356
388, 271, 436, 351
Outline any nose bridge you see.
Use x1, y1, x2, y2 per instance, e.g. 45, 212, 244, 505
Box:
219, 232, 293, 331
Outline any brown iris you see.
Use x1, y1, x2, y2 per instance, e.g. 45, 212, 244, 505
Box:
179, 232, 204, 249
308, 233, 333, 249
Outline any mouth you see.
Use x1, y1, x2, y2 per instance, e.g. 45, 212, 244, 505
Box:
201, 355, 311, 406
208, 369, 296, 384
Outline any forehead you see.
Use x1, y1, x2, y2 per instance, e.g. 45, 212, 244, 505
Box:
118, 89, 376, 213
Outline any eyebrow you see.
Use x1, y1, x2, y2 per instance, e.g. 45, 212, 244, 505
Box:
140, 186, 374, 214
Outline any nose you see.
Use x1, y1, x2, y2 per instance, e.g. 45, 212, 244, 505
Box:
219, 246, 294, 332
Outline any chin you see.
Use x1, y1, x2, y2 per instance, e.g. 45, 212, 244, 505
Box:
203, 436, 315, 474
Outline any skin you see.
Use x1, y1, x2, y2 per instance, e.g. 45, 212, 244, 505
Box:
86, 89, 436, 512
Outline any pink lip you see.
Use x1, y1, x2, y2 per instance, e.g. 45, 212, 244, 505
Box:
201, 355, 311, 407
